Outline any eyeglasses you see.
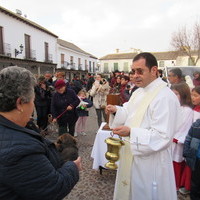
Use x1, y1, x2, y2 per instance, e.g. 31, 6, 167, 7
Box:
131, 68, 144, 75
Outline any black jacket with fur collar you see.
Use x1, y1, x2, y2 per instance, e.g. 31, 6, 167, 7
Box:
0, 115, 79, 200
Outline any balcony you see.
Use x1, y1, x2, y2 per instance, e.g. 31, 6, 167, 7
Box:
78, 64, 82, 70
70, 63, 75, 70
30, 49, 36, 61
24, 49, 36, 61
24, 49, 37, 60
61, 61, 71, 70
44, 54, 53, 63
85, 64, 88, 71
0, 43, 12, 57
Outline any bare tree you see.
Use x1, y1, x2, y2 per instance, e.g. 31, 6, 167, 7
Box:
171, 22, 200, 66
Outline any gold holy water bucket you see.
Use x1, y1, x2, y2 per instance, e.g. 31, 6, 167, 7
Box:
105, 137, 124, 170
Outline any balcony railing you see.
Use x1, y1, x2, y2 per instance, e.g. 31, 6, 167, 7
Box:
70, 64, 75, 70
44, 54, 53, 63
85, 64, 88, 71
78, 64, 82, 70
25, 49, 37, 60
0, 43, 11, 57
30, 49, 36, 61
61, 61, 71, 69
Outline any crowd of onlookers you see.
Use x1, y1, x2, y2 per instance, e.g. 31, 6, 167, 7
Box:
1, 64, 200, 199
34, 68, 200, 136
34, 69, 140, 135
106, 67, 200, 199
33, 67, 200, 199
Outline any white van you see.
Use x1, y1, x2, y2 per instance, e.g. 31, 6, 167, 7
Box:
164, 66, 200, 79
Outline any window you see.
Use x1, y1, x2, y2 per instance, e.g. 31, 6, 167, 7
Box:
78, 58, 81, 65
61, 54, 64, 64
93, 62, 95, 72
44, 42, 49, 61
0, 27, 3, 55
114, 63, 118, 71
25, 34, 31, 59
85, 60, 88, 70
104, 63, 109, 73
70, 56, 74, 65
123, 62, 129, 72
89, 61, 92, 72
159, 61, 164, 68
188, 57, 195, 65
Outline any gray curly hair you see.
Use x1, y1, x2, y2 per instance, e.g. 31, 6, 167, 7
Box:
0, 66, 36, 112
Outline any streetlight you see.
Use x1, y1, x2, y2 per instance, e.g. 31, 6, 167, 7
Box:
15, 44, 24, 57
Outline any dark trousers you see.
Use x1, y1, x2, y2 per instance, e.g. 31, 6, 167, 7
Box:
95, 109, 106, 127
35, 105, 49, 130
191, 159, 200, 200
59, 121, 77, 136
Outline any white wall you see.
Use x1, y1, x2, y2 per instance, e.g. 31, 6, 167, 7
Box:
101, 58, 177, 72
158, 59, 176, 70
0, 13, 57, 63
57, 44, 97, 72
100, 59, 132, 73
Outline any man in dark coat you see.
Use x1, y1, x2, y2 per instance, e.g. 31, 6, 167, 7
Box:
86, 73, 95, 92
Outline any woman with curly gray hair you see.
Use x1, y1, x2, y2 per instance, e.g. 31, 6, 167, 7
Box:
0, 66, 81, 200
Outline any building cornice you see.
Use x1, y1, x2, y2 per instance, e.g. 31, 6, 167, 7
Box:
0, 6, 58, 38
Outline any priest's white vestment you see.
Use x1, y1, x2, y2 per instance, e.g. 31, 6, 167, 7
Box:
110, 78, 180, 200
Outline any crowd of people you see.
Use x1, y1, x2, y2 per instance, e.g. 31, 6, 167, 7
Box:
34, 69, 139, 134
106, 53, 200, 200
1, 52, 200, 199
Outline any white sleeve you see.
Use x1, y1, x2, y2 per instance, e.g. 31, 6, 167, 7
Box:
89, 84, 97, 97
109, 103, 129, 129
129, 95, 180, 156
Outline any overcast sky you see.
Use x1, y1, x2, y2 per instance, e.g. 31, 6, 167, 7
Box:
1, 0, 200, 58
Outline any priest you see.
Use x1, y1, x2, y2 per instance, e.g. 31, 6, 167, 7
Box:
106, 52, 180, 200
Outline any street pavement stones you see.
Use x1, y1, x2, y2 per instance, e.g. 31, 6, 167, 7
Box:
47, 106, 190, 200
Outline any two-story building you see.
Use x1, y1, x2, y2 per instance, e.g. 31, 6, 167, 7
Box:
0, 5, 98, 79
99, 49, 178, 74
99, 49, 200, 75
0, 6, 58, 75
57, 39, 97, 80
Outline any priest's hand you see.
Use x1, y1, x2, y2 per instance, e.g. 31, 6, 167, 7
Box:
106, 104, 117, 114
112, 126, 130, 137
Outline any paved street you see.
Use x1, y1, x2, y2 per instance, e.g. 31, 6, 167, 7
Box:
47, 107, 190, 200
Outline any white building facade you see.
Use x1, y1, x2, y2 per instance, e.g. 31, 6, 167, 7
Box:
56, 39, 97, 80
99, 51, 178, 74
0, 6, 57, 74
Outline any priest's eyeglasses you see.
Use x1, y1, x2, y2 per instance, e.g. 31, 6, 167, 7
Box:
131, 68, 144, 75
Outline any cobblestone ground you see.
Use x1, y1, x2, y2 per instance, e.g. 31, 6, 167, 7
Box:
47, 107, 190, 200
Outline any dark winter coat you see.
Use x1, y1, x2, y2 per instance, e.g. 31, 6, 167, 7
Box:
86, 76, 95, 92
0, 115, 79, 200
183, 119, 200, 170
51, 88, 80, 126
120, 84, 130, 104
34, 84, 51, 107
76, 98, 93, 117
